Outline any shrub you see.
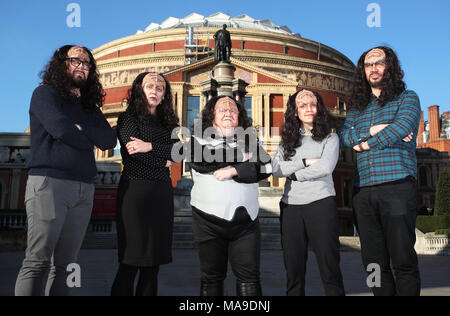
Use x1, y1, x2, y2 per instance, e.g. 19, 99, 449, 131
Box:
435, 170, 450, 216
434, 229, 450, 236
416, 215, 450, 233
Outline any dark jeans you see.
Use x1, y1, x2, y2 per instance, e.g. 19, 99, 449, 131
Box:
191, 206, 261, 285
353, 176, 421, 296
280, 197, 345, 296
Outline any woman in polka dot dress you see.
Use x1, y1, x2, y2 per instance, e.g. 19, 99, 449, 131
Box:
111, 72, 179, 296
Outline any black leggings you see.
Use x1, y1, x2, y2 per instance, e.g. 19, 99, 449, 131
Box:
111, 263, 160, 296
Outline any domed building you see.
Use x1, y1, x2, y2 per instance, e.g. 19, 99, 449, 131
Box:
90, 13, 359, 234
1, 14, 447, 244
93, 12, 355, 206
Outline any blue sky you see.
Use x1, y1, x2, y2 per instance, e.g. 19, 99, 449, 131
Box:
1, 0, 449, 132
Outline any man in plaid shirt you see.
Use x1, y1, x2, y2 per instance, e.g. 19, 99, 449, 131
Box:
339, 46, 421, 296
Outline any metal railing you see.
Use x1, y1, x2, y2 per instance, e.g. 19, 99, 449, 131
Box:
0, 210, 27, 230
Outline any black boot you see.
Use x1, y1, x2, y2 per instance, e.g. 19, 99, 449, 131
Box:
200, 280, 224, 296
236, 281, 262, 296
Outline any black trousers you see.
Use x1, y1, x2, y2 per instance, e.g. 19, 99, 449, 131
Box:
280, 197, 345, 296
191, 206, 261, 285
110, 264, 159, 296
353, 176, 421, 296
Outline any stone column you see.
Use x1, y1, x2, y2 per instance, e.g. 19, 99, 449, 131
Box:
232, 78, 249, 103
283, 93, 290, 111
200, 78, 218, 107
263, 94, 270, 140
174, 89, 184, 127
214, 62, 235, 97
257, 94, 264, 138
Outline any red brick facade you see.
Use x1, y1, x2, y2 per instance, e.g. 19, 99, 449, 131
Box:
417, 105, 450, 156
96, 39, 341, 66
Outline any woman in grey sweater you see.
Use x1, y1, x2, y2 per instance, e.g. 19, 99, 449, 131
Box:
272, 89, 345, 296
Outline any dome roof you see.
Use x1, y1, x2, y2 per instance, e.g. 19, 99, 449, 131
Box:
136, 12, 298, 36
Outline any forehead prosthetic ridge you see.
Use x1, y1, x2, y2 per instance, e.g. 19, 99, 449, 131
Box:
216, 97, 236, 108
365, 48, 386, 62
296, 90, 317, 106
142, 73, 166, 89
68, 46, 89, 60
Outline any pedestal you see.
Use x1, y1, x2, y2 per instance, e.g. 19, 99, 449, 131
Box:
201, 62, 248, 100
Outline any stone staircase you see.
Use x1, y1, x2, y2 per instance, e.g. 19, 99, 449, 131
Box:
171, 185, 284, 249
81, 185, 363, 252
172, 208, 282, 250
172, 209, 363, 252
82, 186, 285, 250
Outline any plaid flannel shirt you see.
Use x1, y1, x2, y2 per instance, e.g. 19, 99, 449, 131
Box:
339, 90, 421, 187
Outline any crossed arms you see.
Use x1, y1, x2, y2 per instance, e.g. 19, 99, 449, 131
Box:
31, 85, 116, 151
339, 91, 421, 152
271, 134, 340, 182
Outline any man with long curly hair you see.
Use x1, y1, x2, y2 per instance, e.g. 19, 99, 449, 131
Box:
339, 46, 421, 296
15, 45, 117, 296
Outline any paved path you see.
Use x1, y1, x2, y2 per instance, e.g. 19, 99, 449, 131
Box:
1, 249, 449, 296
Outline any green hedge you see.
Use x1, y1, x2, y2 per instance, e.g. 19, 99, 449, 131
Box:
435, 229, 450, 236
435, 170, 450, 216
416, 215, 450, 233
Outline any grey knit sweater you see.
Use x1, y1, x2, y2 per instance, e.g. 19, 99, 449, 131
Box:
271, 133, 339, 205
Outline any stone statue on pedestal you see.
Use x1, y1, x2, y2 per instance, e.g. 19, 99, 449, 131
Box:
214, 24, 231, 63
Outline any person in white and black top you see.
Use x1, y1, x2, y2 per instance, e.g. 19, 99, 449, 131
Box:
272, 89, 345, 296
185, 96, 271, 296
111, 73, 179, 296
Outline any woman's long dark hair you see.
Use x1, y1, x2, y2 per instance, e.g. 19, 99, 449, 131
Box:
40, 45, 104, 111
281, 90, 334, 160
199, 95, 252, 132
125, 72, 179, 131
349, 46, 406, 111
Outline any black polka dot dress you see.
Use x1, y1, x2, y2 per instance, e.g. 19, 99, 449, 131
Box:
115, 111, 175, 267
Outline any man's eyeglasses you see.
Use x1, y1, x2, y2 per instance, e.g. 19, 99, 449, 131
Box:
364, 58, 386, 69
66, 57, 91, 70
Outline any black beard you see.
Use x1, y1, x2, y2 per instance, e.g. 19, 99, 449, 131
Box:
370, 81, 383, 89
72, 77, 86, 89
69, 73, 87, 89
369, 77, 383, 88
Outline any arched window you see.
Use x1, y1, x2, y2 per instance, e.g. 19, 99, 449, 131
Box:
244, 96, 252, 119
339, 148, 345, 162
343, 179, 352, 207
419, 166, 428, 187
0, 180, 4, 209
338, 99, 346, 114
187, 96, 200, 131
